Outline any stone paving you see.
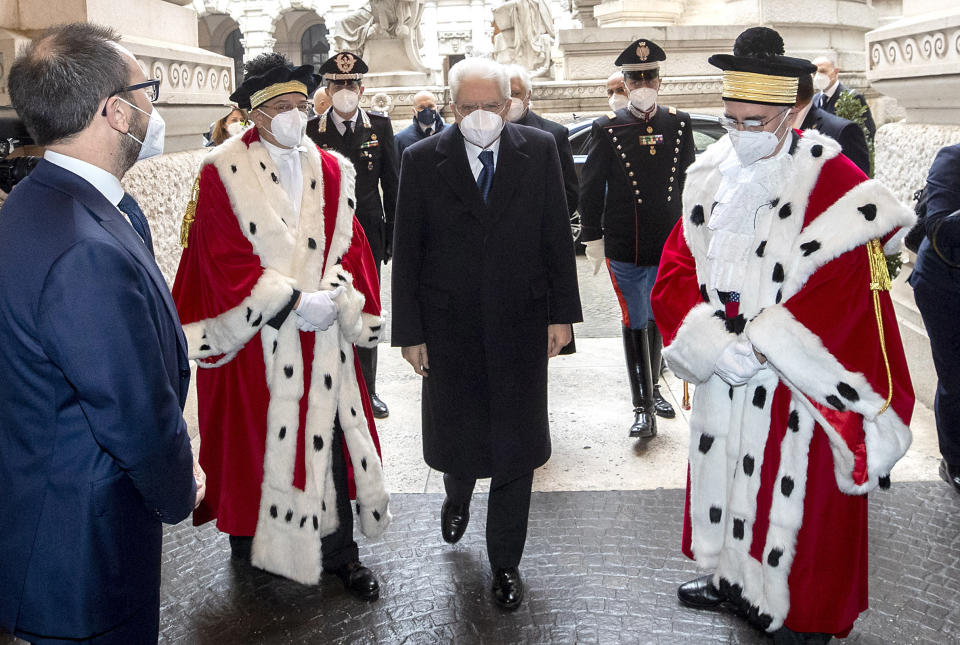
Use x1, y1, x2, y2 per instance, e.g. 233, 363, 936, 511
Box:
156, 484, 960, 643
2, 258, 952, 645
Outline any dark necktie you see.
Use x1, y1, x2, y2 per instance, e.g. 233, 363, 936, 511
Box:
117, 192, 154, 256
424, 127, 433, 137
342, 119, 353, 145
816, 93, 825, 109
477, 150, 494, 203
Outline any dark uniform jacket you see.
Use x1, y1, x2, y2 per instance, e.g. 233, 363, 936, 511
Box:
800, 104, 870, 175
395, 115, 445, 161
391, 123, 583, 480
514, 109, 579, 216
307, 108, 399, 264
816, 82, 876, 141
579, 105, 696, 266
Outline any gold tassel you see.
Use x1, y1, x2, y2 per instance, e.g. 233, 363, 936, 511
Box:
866, 239, 894, 414
179, 173, 201, 248
682, 380, 691, 410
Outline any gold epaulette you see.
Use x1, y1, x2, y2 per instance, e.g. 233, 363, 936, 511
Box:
179, 172, 201, 248
867, 239, 893, 414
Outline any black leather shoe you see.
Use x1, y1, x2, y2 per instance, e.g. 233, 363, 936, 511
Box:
629, 408, 657, 439
678, 574, 723, 609
326, 561, 380, 601
441, 498, 470, 544
492, 567, 524, 610
940, 459, 960, 494
370, 394, 389, 419
654, 385, 676, 419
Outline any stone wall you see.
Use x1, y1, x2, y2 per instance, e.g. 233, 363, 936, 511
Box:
123, 148, 209, 286
874, 122, 960, 205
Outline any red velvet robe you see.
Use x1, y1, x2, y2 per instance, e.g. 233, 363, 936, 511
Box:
652, 131, 915, 636
172, 130, 383, 538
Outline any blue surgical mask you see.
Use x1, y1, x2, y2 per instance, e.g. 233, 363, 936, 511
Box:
416, 107, 437, 126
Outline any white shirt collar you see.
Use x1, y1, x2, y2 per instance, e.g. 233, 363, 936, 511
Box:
463, 135, 502, 181
330, 108, 359, 135
43, 150, 124, 206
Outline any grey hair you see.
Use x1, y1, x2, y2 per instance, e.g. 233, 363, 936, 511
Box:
448, 57, 509, 103
812, 54, 838, 68
504, 64, 532, 96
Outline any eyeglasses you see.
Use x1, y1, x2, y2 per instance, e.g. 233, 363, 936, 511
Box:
101, 79, 160, 116
454, 101, 506, 115
718, 110, 788, 133
260, 101, 313, 114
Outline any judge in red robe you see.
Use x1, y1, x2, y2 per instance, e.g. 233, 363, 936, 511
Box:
172, 55, 389, 599
651, 28, 915, 641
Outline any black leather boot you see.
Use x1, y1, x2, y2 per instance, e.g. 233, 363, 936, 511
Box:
622, 325, 657, 439
648, 323, 676, 419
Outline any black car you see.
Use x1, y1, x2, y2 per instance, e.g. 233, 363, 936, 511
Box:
566, 113, 725, 248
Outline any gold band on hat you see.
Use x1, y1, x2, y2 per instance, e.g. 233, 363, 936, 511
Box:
250, 81, 309, 108
323, 72, 363, 81
721, 71, 798, 104
621, 62, 660, 71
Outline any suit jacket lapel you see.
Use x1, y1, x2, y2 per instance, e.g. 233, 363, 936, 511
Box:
31, 161, 188, 358
485, 123, 527, 219
436, 126, 484, 217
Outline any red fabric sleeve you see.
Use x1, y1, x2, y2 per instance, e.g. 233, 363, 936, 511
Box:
783, 245, 914, 484
652, 219, 703, 345
172, 163, 265, 324
342, 218, 382, 316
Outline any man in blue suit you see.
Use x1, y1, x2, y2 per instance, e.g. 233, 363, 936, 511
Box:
0, 24, 198, 644
394, 90, 446, 161
909, 143, 960, 494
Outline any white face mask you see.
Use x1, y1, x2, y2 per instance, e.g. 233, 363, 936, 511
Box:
332, 89, 360, 114
629, 87, 658, 113
608, 93, 629, 112
727, 109, 791, 167
120, 98, 164, 162
458, 109, 504, 149
257, 108, 307, 148
226, 120, 246, 137
506, 98, 526, 122
813, 72, 831, 92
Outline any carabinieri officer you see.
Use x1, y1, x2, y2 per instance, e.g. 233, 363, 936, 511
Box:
579, 38, 696, 440
308, 52, 399, 420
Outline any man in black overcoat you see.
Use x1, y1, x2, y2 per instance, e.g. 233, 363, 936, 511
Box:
579, 38, 696, 440
391, 57, 582, 611
793, 73, 870, 175
504, 64, 578, 217
307, 52, 399, 419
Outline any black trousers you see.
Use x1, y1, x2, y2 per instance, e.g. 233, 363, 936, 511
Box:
913, 272, 960, 465
321, 419, 359, 570
356, 260, 381, 397
443, 470, 534, 570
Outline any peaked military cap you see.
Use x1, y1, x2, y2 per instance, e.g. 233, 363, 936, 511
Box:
709, 27, 817, 106
615, 39, 666, 72
318, 52, 368, 81
229, 63, 316, 110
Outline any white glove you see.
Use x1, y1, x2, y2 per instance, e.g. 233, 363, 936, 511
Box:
295, 286, 345, 332
584, 238, 605, 275
714, 339, 764, 386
